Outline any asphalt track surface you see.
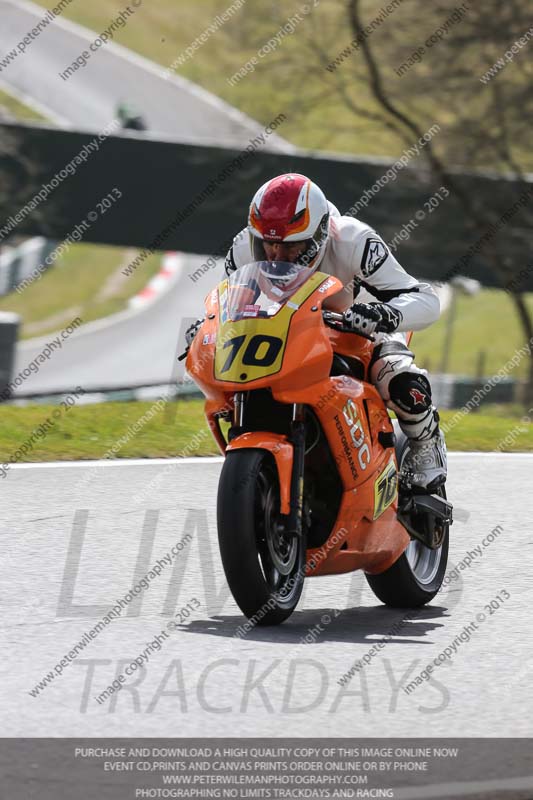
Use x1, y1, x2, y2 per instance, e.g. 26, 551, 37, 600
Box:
0, 0, 293, 149
0, 0, 293, 395
2, 452, 532, 742
14, 253, 223, 394
12, 258, 452, 396
2, 6, 533, 795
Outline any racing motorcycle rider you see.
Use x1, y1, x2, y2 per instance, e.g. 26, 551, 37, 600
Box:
186, 173, 447, 492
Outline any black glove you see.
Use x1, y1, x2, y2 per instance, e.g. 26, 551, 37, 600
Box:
343, 302, 402, 335
185, 318, 204, 348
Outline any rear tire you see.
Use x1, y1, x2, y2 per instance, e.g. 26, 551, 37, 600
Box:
365, 423, 449, 607
217, 449, 306, 625
365, 505, 449, 607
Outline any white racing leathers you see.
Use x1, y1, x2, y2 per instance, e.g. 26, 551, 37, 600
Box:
227, 203, 439, 329
226, 204, 442, 446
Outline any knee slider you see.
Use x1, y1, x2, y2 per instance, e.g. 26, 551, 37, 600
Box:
389, 372, 432, 414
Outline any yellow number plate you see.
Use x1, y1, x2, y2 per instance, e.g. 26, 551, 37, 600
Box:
214, 273, 324, 383
373, 458, 398, 519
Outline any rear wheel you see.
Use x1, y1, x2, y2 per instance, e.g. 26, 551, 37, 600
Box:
365, 486, 449, 607
365, 425, 449, 607
217, 449, 306, 625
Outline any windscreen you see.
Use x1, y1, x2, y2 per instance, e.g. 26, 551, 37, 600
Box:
224, 261, 312, 321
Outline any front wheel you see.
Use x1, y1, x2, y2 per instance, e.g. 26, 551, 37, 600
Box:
217, 449, 306, 625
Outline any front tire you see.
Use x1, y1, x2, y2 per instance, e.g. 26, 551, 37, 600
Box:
217, 449, 306, 625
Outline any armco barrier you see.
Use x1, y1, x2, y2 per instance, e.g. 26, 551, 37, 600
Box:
4, 375, 519, 409
0, 237, 57, 296
0, 311, 21, 399
0, 121, 531, 288
5, 380, 202, 406
451, 377, 516, 408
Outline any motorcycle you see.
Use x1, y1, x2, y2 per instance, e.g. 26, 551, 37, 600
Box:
184, 260, 453, 625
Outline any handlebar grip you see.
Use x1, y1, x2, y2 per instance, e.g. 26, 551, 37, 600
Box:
322, 310, 375, 341
322, 310, 343, 322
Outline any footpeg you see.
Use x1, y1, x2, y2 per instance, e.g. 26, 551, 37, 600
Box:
398, 493, 453, 549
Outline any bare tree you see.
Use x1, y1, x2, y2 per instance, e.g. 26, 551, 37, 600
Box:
344, 0, 533, 401
237, 0, 533, 400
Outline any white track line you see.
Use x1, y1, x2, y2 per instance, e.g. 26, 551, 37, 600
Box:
8, 457, 225, 470
395, 774, 533, 799
446, 451, 533, 458
0, 75, 71, 126
6, 0, 294, 152
6, 451, 533, 471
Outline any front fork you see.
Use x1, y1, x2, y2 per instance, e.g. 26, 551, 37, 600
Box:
287, 404, 306, 537
231, 394, 306, 537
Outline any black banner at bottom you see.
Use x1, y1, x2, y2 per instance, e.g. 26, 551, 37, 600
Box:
1, 739, 532, 800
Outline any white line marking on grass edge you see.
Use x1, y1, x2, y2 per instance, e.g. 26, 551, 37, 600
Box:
7, 451, 533, 471
8, 457, 225, 470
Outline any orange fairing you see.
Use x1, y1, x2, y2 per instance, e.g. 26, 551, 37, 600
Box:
187, 271, 341, 396
306, 505, 410, 578
276, 378, 410, 575
204, 399, 231, 455
226, 432, 294, 515
186, 268, 410, 578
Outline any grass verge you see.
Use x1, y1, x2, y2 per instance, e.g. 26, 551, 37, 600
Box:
413, 288, 533, 379
29, 0, 406, 159
0, 400, 531, 465
0, 91, 162, 338
21, 4, 533, 374
0, 243, 163, 338
0, 86, 46, 121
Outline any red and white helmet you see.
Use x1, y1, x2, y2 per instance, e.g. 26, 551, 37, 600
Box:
248, 173, 330, 271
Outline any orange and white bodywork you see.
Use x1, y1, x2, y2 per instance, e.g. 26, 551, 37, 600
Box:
186, 264, 410, 578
